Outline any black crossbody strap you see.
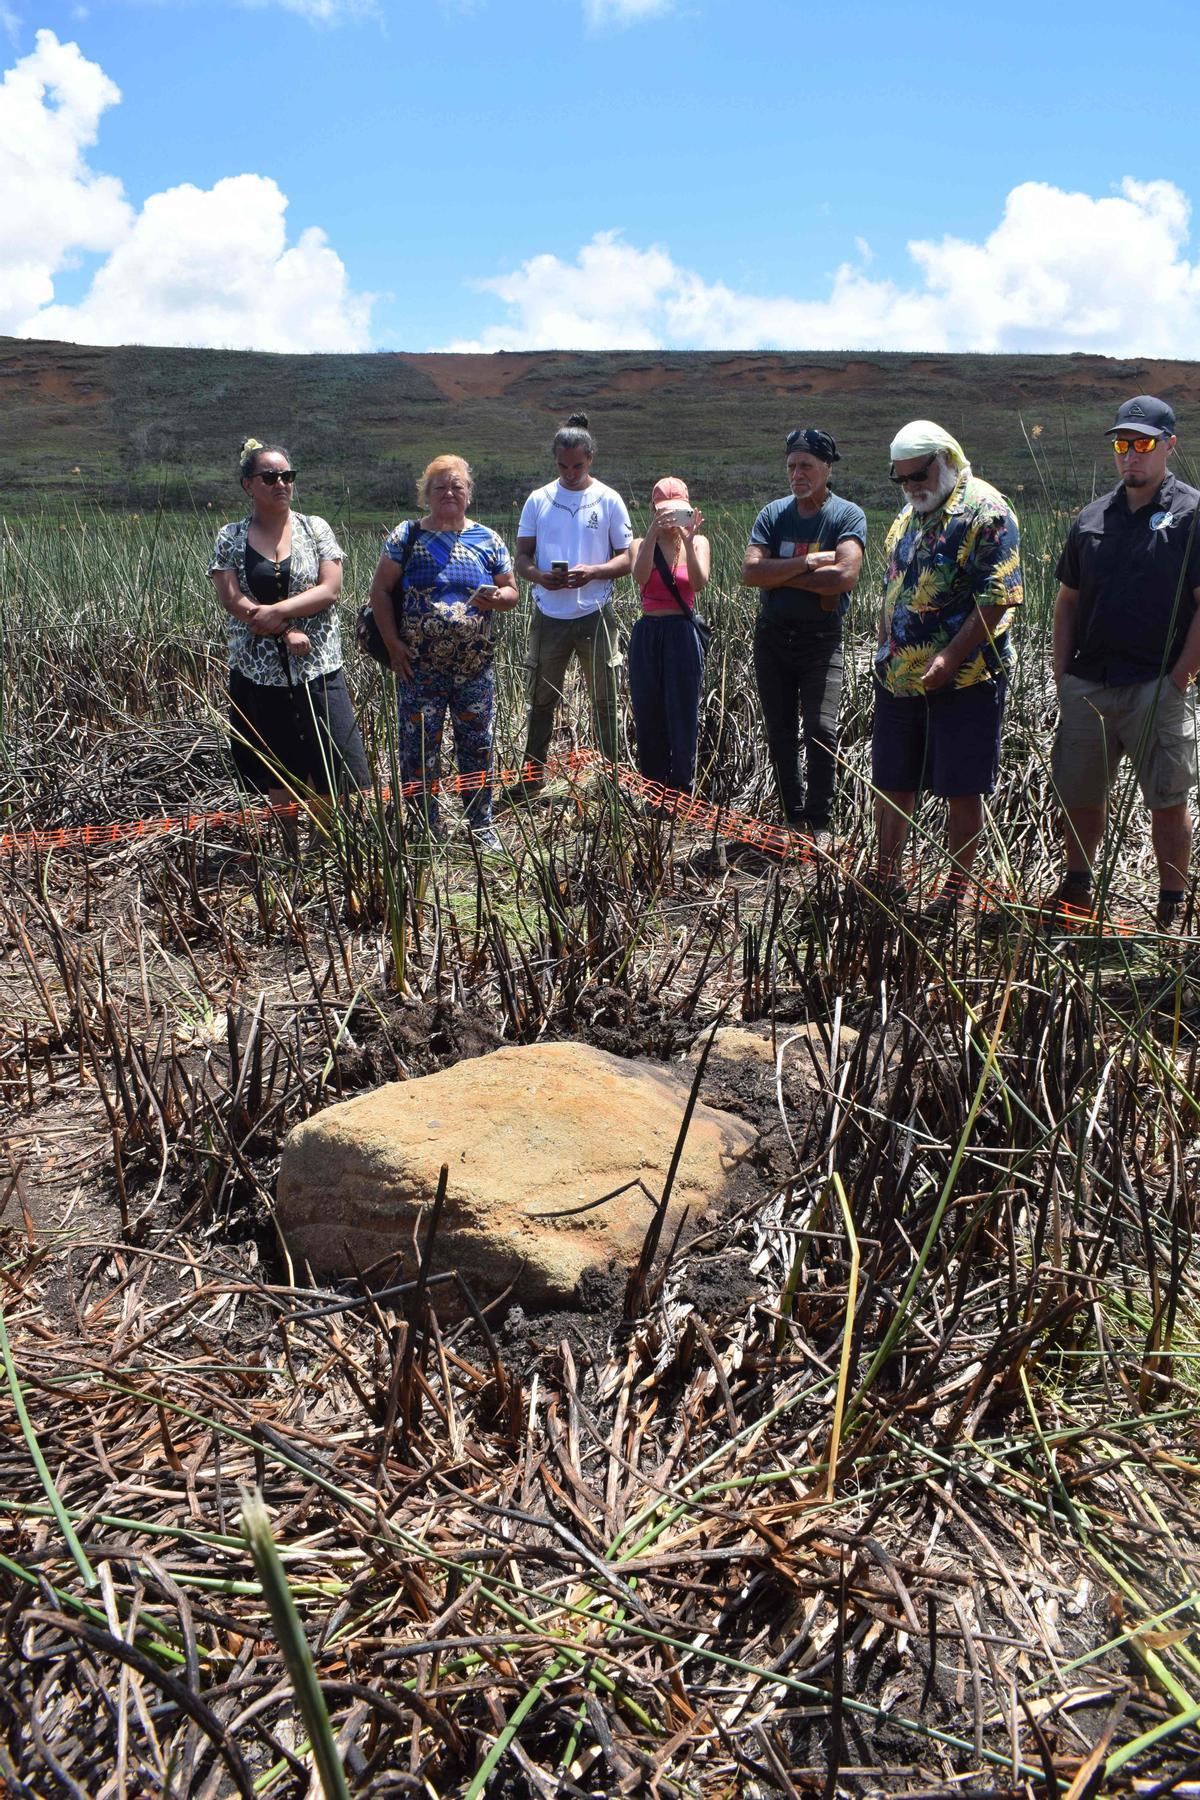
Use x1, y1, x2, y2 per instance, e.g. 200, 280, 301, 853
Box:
357, 520, 425, 667
385, 520, 423, 625
397, 519, 422, 584
652, 541, 693, 620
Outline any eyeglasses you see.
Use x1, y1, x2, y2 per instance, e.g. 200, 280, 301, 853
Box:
257, 469, 296, 486
889, 455, 937, 487
1111, 437, 1158, 456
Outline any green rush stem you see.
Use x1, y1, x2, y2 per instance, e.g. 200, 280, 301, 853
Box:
1, 1307, 97, 1590
0, 1549, 183, 1664
824, 1171, 859, 1498
466, 1669, 562, 1800
1104, 1700, 1200, 1777
240, 1491, 350, 1800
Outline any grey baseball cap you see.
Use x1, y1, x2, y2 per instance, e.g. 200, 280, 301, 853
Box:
1108, 395, 1176, 438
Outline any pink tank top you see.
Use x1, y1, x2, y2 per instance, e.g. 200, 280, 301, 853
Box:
641, 557, 696, 617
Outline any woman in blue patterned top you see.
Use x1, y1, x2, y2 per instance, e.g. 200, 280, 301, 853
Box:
369, 455, 517, 847
209, 438, 369, 814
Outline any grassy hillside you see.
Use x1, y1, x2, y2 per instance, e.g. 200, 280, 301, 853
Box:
3, 335, 1199, 514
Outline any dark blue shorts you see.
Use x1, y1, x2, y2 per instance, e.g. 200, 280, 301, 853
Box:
871, 677, 1007, 798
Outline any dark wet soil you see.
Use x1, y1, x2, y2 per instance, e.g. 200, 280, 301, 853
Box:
571, 983, 698, 1060
331, 994, 502, 1090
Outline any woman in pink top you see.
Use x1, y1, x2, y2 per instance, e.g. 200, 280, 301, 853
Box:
628, 477, 712, 793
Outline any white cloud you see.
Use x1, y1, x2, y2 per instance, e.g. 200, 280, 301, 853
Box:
448, 232, 678, 351
0, 29, 130, 323
443, 179, 1200, 356
906, 177, 1200, 354
585, 0, 675, 24
1, 31, 372, 351
246, 0, 379, 21
27, 174, 373, 351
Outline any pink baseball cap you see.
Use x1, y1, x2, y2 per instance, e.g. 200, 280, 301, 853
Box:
651, 476, 690, 506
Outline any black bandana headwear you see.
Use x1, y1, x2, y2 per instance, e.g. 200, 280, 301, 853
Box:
786, 426, 840, 464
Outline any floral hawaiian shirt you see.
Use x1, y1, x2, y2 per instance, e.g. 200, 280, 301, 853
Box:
876, 473, 1024, 696
209, 511, 344, 687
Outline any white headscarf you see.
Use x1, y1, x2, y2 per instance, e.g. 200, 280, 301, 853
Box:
889, 420, 970, 475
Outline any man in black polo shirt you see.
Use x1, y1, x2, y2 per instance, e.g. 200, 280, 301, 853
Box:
1049, 395, 1200, 929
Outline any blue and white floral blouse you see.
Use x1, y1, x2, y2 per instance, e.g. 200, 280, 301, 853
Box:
382, 521, 513, 679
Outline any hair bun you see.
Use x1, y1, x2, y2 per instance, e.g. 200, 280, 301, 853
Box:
565, 412, 589, 430
239, 436, 263, 457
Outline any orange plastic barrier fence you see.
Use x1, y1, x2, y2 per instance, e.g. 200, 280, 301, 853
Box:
0, 751, 815, 864
0, 749, 1175, 939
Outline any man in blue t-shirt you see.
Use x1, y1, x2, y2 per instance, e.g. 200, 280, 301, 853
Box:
742, 427, 867, 841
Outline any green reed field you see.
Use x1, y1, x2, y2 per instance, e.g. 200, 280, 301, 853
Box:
3, 477, 1200, 1797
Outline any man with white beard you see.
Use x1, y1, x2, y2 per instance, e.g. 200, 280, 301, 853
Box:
865, 421, 1023, 918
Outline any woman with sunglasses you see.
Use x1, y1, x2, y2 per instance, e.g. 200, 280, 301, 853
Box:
209, 437, 369, 818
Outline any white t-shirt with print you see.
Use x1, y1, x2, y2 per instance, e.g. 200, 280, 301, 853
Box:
517, 478, 633, 619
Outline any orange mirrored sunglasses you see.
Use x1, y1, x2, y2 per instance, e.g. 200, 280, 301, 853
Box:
1111, 436, 1158, 455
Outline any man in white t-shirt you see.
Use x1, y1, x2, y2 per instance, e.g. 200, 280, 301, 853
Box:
503, 414, 633, 801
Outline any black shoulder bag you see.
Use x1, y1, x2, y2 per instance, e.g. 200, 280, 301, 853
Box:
357, 522, 422, 667
652, 543, 712, 652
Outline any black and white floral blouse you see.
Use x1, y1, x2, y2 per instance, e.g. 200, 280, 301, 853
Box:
209, 511, 345, 687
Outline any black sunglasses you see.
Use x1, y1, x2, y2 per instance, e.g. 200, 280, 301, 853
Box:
889, 454, 938, 487
257, 469, 296, 486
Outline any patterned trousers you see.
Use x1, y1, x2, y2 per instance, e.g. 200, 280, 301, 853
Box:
397, 663, 494, 827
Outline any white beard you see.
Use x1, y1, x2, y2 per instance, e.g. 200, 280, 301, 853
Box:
909, 459, 959, 515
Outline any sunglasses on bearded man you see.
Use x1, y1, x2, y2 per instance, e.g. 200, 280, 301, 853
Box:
888, 454, 939, 487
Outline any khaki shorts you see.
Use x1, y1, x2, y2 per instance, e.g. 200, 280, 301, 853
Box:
1051, 673, 1198, 810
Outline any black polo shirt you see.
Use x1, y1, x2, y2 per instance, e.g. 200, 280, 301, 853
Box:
1057, 471, 1200, 684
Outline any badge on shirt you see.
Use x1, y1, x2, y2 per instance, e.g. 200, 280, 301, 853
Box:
1150, 511, 1174, 532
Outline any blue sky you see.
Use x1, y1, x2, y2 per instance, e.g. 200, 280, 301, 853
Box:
2, 0, 1199, 353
